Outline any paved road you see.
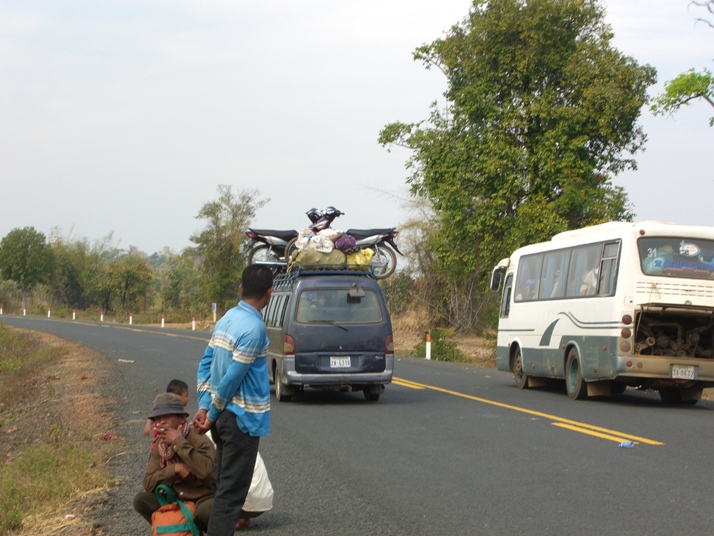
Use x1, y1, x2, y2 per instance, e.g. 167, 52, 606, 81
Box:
3, 314, 714, 535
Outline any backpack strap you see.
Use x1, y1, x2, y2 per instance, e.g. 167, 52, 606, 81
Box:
154, 484, 200, 536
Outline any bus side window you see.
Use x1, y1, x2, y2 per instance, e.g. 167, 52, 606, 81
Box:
515, 254, 542, 301
598, 241, 620, 295
567, 244, 601, 297
539, 250, 570, 300
500, 274, 513, 317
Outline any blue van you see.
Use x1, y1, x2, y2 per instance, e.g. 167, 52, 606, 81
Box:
262, 265, 394, 402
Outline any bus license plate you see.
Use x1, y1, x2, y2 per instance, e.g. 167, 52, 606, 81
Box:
330, 357, 351, 368
671, 365, 696, 379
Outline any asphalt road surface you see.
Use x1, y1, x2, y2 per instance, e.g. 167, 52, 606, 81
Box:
3, 314, 714, 535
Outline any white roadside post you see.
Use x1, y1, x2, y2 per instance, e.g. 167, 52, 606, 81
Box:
192, 317, 196, 331
161, 314, 165, 328
426, 331, 432, 360
100, 311, 104, 322
129, 313, 133, 325
212, 303, 217, 323
72, 309, 76, 320
47, 309, 51, 318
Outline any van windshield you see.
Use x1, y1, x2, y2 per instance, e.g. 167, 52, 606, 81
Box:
296, 289, 383, 324
638, 237, 714, 279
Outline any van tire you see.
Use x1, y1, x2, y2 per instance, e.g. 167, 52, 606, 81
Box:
565, 348, 588, 400
275, 368, 292, 402
364, 391, 380, 402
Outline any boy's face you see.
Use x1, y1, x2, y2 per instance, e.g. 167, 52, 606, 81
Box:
180, 389, 189, 406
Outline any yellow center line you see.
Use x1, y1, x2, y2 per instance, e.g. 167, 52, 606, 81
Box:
392, 376, 664, 446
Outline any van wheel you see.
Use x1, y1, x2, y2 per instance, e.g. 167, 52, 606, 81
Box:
364, 391, 380, 402
512, 347, 529, 389
275, 369, 292, 402
565, 348, 588, 400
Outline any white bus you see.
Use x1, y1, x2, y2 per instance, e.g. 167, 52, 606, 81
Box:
490, 221, 714, 405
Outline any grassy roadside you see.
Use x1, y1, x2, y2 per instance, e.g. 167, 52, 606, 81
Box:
0, 323, 116, 535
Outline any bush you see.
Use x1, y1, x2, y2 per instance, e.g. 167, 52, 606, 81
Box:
412, 328, 465, 362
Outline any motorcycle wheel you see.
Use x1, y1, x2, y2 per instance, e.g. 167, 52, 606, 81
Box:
248, 245, 282, 275
284, 237, 299, 264
371, 245, 397, 279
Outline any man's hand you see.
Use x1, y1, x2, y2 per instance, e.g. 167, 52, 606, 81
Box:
159, 424, 183, 445
173, 462, 191, 480
191, 408, 213, 434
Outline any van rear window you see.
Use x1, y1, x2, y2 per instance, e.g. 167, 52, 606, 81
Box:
296, 289, 383, 323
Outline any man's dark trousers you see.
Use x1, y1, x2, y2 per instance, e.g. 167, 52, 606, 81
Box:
206, 410, 260, 535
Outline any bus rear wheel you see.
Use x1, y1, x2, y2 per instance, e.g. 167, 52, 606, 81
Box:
512, 347, 529, 389
565, 348, 588, 400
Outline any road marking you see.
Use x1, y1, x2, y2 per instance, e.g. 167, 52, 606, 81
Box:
392, 378, 426, 390
392, 376, 664, 446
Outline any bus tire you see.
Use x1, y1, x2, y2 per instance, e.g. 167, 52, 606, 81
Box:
512, 347, 529, 389
565, 348, 588, 400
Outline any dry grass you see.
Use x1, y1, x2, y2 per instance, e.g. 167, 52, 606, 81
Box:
391, 308, 496, 365
0, 326, 117, 535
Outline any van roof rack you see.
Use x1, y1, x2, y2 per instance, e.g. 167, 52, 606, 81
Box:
273, 264, 375, 281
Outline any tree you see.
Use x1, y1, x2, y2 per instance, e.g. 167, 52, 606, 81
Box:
107, 254, 153, 313
190, 185, 268, 310
379, 0, 655, 285
651, 68, 714, 126
0, 227, 55, 311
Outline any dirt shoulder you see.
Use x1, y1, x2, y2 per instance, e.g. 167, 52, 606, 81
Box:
2, 328, 121, 535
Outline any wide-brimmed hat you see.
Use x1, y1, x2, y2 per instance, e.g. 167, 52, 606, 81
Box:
148, 392, 188, 419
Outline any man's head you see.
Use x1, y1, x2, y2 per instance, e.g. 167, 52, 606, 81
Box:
166, 379, 189, 406
240, 265, 274, 309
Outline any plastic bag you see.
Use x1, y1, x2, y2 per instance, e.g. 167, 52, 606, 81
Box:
346, 248, 374, 266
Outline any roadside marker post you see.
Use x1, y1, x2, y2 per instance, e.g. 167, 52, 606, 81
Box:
192, 317, 196, 331
425, 331, 432, 360
129, 313, 133, 325
23, 309, 26, 316
100, 312, 104, 322
48, 309, 51, 318
161, 314, 165, 328
72, 310, 76, 320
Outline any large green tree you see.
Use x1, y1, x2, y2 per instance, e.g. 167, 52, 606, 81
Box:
190, 185, 268, 311
107, 254, 153, 313
380, 0, 656, 283
0, 227, 55, 310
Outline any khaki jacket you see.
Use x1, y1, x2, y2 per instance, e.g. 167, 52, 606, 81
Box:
143, 427, 216, 502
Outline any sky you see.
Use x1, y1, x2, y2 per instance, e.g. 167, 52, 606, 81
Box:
1, 0, 712, 255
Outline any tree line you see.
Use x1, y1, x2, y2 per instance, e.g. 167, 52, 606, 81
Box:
0, 186, 264, 323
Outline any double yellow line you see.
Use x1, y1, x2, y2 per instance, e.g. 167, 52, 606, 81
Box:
392, 377, 663, 446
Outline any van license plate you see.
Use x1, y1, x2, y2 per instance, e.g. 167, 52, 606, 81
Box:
330, 357, 351, 368
671, 365, 696, 379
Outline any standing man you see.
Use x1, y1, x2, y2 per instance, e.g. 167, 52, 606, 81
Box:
192, 264, 274, 535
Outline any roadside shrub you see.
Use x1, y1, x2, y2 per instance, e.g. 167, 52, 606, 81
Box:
411, 328, 465, 362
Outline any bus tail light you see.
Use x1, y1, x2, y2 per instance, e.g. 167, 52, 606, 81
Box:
622, 314, 633, 325
284, 334, 295, 356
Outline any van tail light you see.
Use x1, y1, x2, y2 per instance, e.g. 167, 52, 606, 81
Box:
385, 333, 394, 355
284, 334, 295, 356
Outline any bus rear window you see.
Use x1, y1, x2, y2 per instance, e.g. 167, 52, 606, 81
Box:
639, 237, 714, 279
296, 289, 383, 323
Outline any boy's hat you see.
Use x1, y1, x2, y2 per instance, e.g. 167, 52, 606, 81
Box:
148, 392, 189, 419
